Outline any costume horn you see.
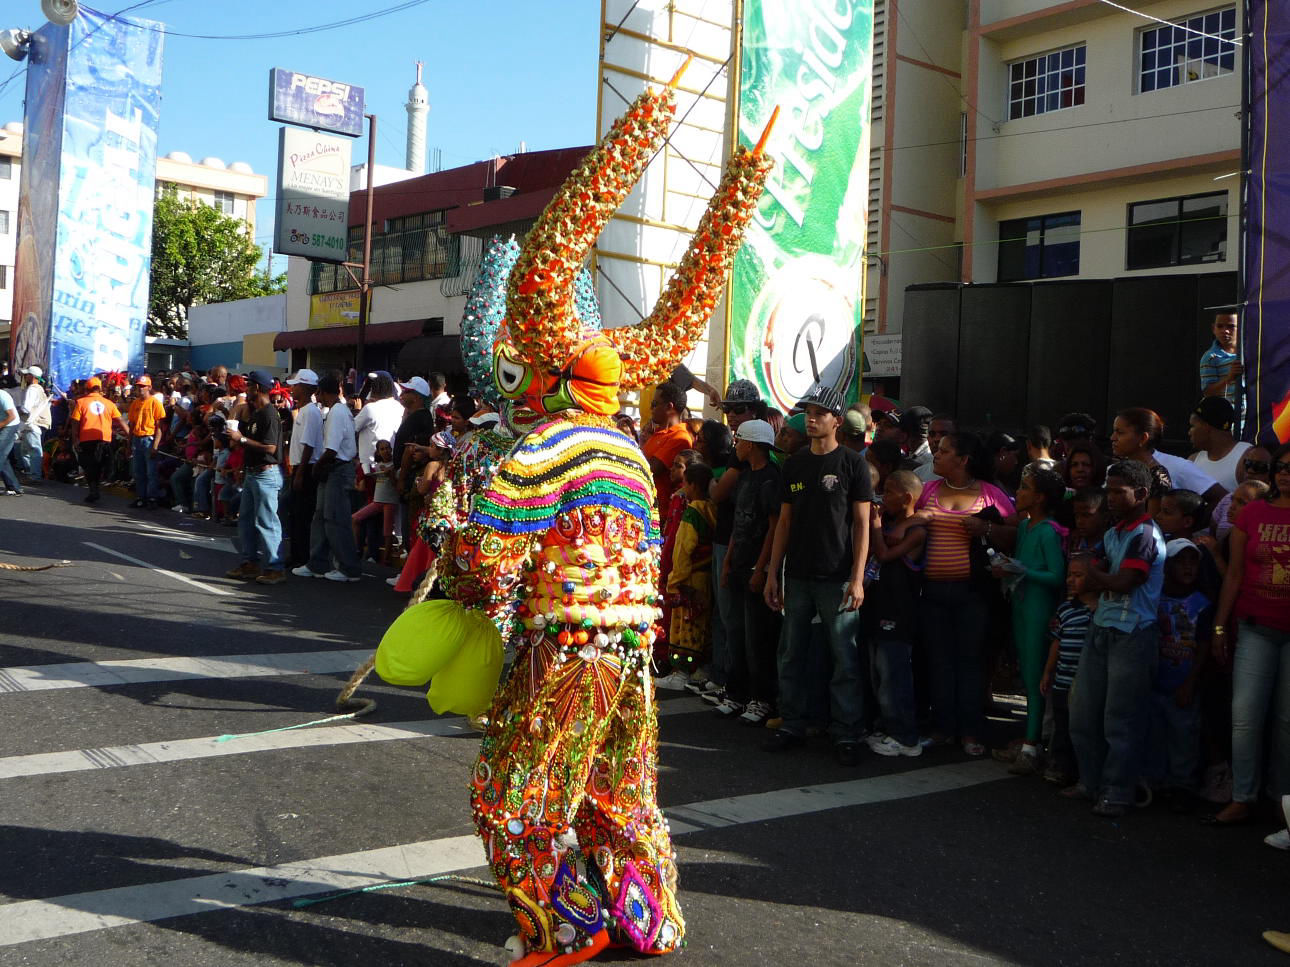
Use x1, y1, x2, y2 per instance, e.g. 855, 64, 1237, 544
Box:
605, 109, 777, 388
504, 72, 685, 367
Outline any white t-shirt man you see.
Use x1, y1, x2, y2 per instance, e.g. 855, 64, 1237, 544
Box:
1189, 441, 1251, 493
289, 401, 326, 467
321, 400, 358, 463
20, 382, 51, 429
353, 395, 405, 472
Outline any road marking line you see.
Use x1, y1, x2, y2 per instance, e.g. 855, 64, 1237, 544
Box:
0, 761, 1003, 946
82, 542, 235, 597
128, 520, 238, 554
0, 649, 374, 694
0, 698, 708, 780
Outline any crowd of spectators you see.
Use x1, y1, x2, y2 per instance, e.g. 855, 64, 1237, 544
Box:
2, 309, 1287, 840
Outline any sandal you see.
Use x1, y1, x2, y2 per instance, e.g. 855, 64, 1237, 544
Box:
1201, 804, 1251, 827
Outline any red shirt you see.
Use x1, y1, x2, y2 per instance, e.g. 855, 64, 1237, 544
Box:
1234, 500, 1290, 633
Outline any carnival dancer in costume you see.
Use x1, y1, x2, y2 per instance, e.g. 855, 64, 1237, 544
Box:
375, 63, 774, 965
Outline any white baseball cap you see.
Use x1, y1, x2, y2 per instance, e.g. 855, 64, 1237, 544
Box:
286, 368, 318, 386
735, 419, 779, 449
1166, 538, 1200, 559
19, 365, 42, 378
401, 376, 431, 397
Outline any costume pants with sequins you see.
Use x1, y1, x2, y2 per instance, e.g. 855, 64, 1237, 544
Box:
470, 636, 685, 957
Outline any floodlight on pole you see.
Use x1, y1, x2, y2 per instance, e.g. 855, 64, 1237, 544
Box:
0, 28, 31, 61
42, 0, 79, 26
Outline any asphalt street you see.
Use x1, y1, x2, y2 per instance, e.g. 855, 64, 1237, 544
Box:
0, 479, 1286, 966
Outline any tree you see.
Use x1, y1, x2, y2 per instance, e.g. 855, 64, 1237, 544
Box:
148, 193, 287, 338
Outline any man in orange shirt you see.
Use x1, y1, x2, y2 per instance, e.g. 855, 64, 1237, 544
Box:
642, 381, 693, 511
127, 374, 167, 508
69, 376, 127, 503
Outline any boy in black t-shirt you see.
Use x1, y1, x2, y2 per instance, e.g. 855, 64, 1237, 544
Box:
720, 419, 782, 726
764, 384, 873, 765
224, 370, 287, 585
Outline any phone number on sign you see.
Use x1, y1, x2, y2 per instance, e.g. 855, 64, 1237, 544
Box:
288, 228, 344, 250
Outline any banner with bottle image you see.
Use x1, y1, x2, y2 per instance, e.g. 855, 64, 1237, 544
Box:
728, 0, 872, 412
10, 9, 164, 390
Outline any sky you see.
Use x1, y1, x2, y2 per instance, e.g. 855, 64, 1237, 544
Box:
0, 0, 598, 262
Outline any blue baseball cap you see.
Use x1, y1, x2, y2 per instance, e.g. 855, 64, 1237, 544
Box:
246, 369, 276, 390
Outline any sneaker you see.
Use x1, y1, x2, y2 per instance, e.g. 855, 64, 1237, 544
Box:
700, 685, 727, 706
739, 701, 772, 726
172, 505, 187, 513
386, 576, 400, 587
653, 671, 691, 691
224, 562, 262, 579
1264, 829, 1290, 851
255, 569, 287, 586
834, 742, 862, 767
324, 569, 361, 583
764, 716, 784, 730
1008, 751, 1040, 776
962, 739, 986, 757
1092, 798, 1127, 818
763, 729, 804, 753
865, 732, 891, 754
714, 698, 744, 717
129, 498, 146, 508
869, 734, 923, 758
291, 565, 325, 579
683, 670, 710, 694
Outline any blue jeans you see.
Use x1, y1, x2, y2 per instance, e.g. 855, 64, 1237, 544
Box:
171, 463, 195, 509
19, 425, 43, 478
871, 638, 918, 747
195, 468, 215, 512
1069, 623, 1158, 806
1147, 691, 1200, 790
709, 544, 729, 687
922, 581, 989, 739
0, 425, 21, 492
308, 461, 361, 577
777, 576, 864, 742
238, 466, 284, 569
130, 436, 159, 500
1231, 620, 1290, 803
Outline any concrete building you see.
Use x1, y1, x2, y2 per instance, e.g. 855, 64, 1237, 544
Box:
964, 0, 1240, 284
273, 146, 590, 380
0, 122, 19, 350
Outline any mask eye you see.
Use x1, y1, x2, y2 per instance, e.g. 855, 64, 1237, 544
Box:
540, 378, 577, 414
493, 344, 533, 399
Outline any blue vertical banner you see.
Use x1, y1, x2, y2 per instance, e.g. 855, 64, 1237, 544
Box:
10, 10, 164, 390
1245, 0, 1290, 444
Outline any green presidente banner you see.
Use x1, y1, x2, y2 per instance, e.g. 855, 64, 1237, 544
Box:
730, 0, 873, 412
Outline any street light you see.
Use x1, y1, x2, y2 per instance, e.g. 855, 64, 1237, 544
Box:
1, 0, 80, 61
0, 29, 30, 61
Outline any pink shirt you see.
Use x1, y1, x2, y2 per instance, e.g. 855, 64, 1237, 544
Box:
1234, 500, 1290, 633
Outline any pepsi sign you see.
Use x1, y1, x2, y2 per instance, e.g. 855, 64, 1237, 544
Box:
269, 68, 365, 138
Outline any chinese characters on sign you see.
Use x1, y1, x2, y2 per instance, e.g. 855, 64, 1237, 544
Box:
274, 127, 352, 262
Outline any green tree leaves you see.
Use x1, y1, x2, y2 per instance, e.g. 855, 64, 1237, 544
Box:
148, 193, 286, 338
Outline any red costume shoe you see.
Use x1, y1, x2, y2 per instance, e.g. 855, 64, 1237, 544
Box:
509, 928, 609, 967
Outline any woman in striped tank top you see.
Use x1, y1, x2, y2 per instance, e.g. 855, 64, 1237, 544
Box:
916, 431, 1017, 755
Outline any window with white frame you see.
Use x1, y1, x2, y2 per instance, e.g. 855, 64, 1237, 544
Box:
0, 265, 7, 289
1007, 44, 1086, 120
0, 157, 11, 179
212, 190, 236, 214
0, 210, 9, 234
1138, 6, 1236, 93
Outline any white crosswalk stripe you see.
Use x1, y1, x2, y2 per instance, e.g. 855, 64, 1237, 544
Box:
0, 762, 1003, 946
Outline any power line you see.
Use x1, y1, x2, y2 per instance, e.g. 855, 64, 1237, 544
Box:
99, 0, 435, 40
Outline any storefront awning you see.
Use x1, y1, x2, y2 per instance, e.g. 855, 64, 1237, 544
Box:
272, 319, 425, 352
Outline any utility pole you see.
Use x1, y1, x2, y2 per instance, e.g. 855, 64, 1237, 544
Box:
354, 113, 377, 382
